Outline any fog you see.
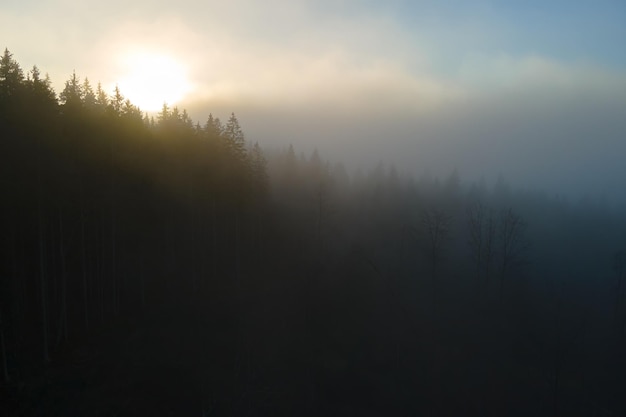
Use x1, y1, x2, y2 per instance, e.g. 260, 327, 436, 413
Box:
187, 65, 626, 205
3, 1, 626, 415
3, 0, 625, 204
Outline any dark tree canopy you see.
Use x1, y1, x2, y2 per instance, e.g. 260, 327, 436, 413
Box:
1, 49, 626, 417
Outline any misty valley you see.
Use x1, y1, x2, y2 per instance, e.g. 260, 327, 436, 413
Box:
1, 49, 626, 416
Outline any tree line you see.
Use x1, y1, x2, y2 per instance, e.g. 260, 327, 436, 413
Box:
0, 47, 269, 377
2, 48, 626, 416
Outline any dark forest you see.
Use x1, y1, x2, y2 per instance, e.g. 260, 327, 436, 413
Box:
1, 48, 626, 416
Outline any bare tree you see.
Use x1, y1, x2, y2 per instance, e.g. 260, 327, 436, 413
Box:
314, 165, 334, 257
467, 203, 496, 285
613, 250, 625, 330
467, 203, 484, 281
484, 210, 496, 285
498, 208, 528, 300
421, 208, 451, 279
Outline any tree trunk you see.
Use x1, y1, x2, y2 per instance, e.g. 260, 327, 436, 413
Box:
111, 210, 117, 316
99, 215, 105, 323
110, 137, 118, 317
81, 205, 89, 330
10, 223, 24, 363
213, 199, 217, 280
0, 311, 9, 383
140, 256, 146, 311
38, 203, 49, 363
235, 213, 240, 288
55, 211, 68, 347
190, 183, 197, 294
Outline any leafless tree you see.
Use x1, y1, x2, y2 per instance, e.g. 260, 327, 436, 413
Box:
311, 163, 334, 262
498, 208, 528, 300
467, 203, 496, 285
421, 208, 451, 279
613, 250, 625, 331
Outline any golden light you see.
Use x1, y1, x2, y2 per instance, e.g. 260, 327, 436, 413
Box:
116, 51, 191, 112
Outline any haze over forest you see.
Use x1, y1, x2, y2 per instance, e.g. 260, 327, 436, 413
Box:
2, 0, 626, 204
1, 1, 626, 416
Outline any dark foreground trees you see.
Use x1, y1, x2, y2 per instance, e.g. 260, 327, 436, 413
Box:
0, 49, 270, 382
1, 49, 626, 416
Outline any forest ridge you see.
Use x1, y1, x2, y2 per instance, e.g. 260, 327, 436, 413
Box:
1, 48, 626, 416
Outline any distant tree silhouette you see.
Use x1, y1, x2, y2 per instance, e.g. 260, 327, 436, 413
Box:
421, 208, 451, 279
224, 112, 247, 165
613, 250, 626, 329
279, 144, 298, 194
249, 142, 269, 255
95, 82, 108, 108
158, 102, 170, 124
111, 84, 124, 114
497, 207, 528, 300
59, 70, 83, 110
0, 48, 24, 102
314, 162, 332, 254
26, 66, 57, 108
250, 142, 268, 202
467, 202, 496, 286
82, 78, 96, 109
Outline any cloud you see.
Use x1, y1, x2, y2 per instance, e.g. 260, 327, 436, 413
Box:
455, 54, 626, 94
186, 53, 625, 204
2, 0, 626, 203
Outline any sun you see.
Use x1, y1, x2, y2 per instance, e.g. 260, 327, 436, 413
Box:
116, 51, 191, 112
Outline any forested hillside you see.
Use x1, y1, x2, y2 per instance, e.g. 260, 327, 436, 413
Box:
1, 48, 625, 416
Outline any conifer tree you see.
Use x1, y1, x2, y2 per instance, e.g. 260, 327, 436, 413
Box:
59, 70, 83, 109
95, 82, 108, 109
158, 102, 170, 124
224, 112, 247, 164
111, 85, 124, 114
250, 142, 268, 200
0, 48, 24, 102
26, 66, 56, 110
204, 114, 223, 138
82, 78, 96, 109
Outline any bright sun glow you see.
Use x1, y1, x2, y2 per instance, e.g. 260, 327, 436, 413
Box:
116, 51, 191, 112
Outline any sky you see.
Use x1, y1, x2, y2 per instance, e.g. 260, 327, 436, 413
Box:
2, 0, 626, 204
